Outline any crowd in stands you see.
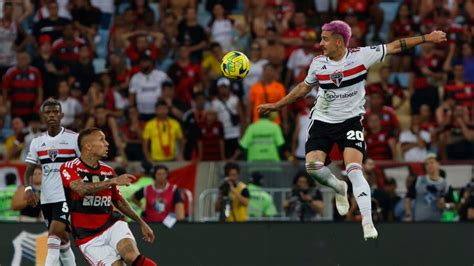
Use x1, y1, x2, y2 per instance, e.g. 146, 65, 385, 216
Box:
0, 0, 473, 222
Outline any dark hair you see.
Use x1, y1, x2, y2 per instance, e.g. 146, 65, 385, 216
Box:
77, 127, 102, 152
250, 171, 264, 186
29, 113, 41, 123
155, 99, 168, 108
41, 98, 62, 112
224, 162, 240, 176
162, 80, 174, 88
3, 2, 13, 8
292, 171, 316, 188
152, 164, 169, 178
193, 91, 206, 99
5, 173, 16, 186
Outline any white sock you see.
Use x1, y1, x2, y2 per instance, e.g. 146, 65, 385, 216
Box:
346, 163, 373, 225
306, 161, 343, 194
60, 241, 76, 266
45, 235, 61, 266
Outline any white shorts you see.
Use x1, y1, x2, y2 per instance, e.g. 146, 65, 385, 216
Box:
79, 220, 136, 265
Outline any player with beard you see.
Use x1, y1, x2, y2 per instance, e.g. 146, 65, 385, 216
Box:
60, 128, 156, 265
258, 20, 447, 239
24, 99, 79, 265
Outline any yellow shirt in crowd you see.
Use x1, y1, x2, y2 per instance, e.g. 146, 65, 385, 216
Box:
142, 118, 184, 161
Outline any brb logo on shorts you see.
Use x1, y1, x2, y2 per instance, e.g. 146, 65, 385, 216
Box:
83, 196, 112, 207
330, 71, 344, 87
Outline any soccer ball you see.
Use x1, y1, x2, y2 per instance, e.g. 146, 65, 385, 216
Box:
220, 51, 250, 80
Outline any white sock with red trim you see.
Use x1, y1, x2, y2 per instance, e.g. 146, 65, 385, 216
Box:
45, 235, 61, 266
60, 241, 76, 266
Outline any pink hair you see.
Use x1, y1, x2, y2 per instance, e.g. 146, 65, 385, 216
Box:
321, 20, 352, 47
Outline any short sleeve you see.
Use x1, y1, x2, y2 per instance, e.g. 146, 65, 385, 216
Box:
241, 188, 250, 198
173, 188, 184, 204
303, 59, 319, 86
25, 138, 38, 164
60, 165, 82, 188
73, 134, 81, 157
359, 45, 387, 68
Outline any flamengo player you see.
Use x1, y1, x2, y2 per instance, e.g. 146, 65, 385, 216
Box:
60, 128, 156, 265
24, 99, 78, 265
258, 20, 447, 239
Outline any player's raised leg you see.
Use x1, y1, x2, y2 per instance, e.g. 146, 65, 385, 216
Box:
117, 238, 156, 266
305, 150, 349, 215
343, 148, 377, 240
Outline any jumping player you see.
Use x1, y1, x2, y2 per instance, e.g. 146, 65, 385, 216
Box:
24, 99, 78, 265
60, 128, 156, 265
257, 20, 447, 239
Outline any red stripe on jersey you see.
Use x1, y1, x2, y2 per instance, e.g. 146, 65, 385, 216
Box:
71, 213, 112, 229
37, 149, 76, 156
316, 64, 366, 81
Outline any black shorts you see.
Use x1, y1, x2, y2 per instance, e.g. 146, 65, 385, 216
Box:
41, 201, 70, 229
305, 116, 366, 162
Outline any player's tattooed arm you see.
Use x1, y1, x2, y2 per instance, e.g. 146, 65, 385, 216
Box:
69, 179, 115, 196
113, 198, 144, 223
386, 30, 447, 54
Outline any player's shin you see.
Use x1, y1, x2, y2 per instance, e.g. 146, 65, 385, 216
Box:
305, 161, 343, 194
45, 234, 61, 266
132, 254, 157, 266
346, 163, 373, 225
59, 241, 76, 266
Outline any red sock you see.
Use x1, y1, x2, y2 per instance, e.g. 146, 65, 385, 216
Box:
132, 255, 157, 266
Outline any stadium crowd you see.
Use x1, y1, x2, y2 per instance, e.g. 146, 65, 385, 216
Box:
0, 0, 473, 222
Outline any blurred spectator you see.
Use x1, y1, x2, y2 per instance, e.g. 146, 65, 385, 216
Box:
247, 172, 277, 218
365, 113, 397, 160
85, 104, 126, 162
388, 2, 418, 72
211, 77, 243, 161
198, 109, 225, 161
280, 12, 315, 59
459, 179, 474, 221
291, 93, 316, 161
243, 41, 268, 99
121, 31, 162, 75
129, 55, 170, 121
107, 53, 130, 94
182, 92, 207, 160
142, 100, 185, 162
20, 114, 42, 162
248, 63, 288, 133
365, 91, 400, 136
404, 154, 455, 222
443, 64, 474, 116
97, 72, 128, 117
207, 3, 235, 52
32, 1, 71, 42
201, 42, 224, 88
374, 177, 403, 222
11, 167, 43, 222
161, 0, 196, 21
0, 0, 32, 22
0, 105, 12, 143
399, 116, 431, 162
122, 106, 144, 162
57, 79, 83, 130
214, 162, 250, 222
285, 34, 317, 88
438, 105, 474, 160
2, 51, 43, 123
4, 117, 26, 161
0, 172, 19, 218
129, 0, 155, 29
177, 7, 207, 63
90, 0, 114, 29
363, 158, 381, 189
167, 46, 202, 106
52, 23, 87, 73
284, 171, 324, 222
34, 0, 71, 21
69, 46, 95, 94
158, 81, 187, 121
70, 0, 102, 40
460, 42, 474, 83
205, 0, 236, 14
366, 66, 406, 110
0, 2, 30, 77
31, 35, 62, 99
132, 165, 185, 223
419, 104, 437, 135
261, 28, 285, 73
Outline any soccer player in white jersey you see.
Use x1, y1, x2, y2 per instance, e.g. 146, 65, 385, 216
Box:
258, 20, 447, 239
24, 99, 79, 265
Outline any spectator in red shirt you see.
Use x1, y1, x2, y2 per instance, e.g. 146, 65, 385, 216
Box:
198, 109, 225, 161
121, 31, 162, 75
365, 92, 400, 136
52, 23, 87, 73
2, 51, 43, 123
280, 12, 315, 59
443, 64, 474, 116
365, 113, 397, 160
31, 34, 62, 99
107, 53, 130, 94
366, 66, 406, 110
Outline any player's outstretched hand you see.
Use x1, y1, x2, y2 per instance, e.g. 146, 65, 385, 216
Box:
257, 103, 280, 116
140, 222, 155, 243
426, 31, 447, 43
113, 174, 136, 186
24, 189, 39, 207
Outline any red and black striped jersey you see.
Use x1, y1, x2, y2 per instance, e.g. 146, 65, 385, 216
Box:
366, 131, 394, 160
60, 158, 123, 245
52, 37, 86, 63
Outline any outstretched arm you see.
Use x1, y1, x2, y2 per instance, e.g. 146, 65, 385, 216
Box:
386, 31, 447, 55
69, 174, 135, 196
257, 82, 313, 115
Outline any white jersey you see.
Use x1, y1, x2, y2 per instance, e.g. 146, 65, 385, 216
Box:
25, 127, 80, 204
129, 69, 170, 115
304, 45, 387, 123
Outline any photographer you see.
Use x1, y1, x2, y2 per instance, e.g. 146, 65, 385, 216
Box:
459, 179, 474, 221
404, 154, 455, 222
214, 163, 250, 222
284, 171, 324, 222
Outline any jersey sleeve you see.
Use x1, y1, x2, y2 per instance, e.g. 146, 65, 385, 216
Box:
111, 185, 124, 201
142, 122, 152, 140
359, 45, 387, 68
303, 59, 319, 86
25, 138, 38, 164
60, 164, 82, 188
73, 134, 81, 157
